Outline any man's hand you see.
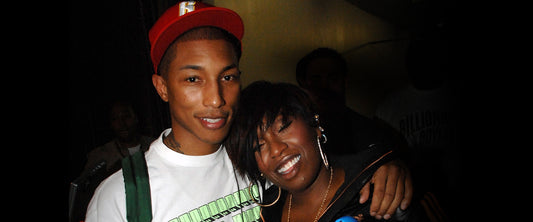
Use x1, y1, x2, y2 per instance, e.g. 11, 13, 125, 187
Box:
359, 160, 413, 220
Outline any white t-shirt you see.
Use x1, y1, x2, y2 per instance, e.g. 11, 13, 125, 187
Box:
375, 84, 459, 152
127, 144, 141, 155
86, 128, 261, 222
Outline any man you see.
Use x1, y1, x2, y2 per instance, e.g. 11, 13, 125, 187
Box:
86, 2, 411, 221
73, 101, 154, 221
296, 47, 413, 219
83, 101, 154, 177
295, 48, 404, 155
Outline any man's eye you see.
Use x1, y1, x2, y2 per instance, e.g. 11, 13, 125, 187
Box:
186, 77, 198, 82
222, 74, 239, 81
222, 71, 241, 81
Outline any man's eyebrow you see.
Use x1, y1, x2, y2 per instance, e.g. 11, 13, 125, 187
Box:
179, 65, 202, 71
178, 64, 238, 72
222, 63, 238, 72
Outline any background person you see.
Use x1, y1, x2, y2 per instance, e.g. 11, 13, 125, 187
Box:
295, 47, 407, 156
71, 100, 154, 221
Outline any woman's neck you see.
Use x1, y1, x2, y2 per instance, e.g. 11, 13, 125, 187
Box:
283, 167, 345, 221
291, 166, 334, 202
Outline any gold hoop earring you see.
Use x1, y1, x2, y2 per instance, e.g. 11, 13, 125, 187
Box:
248, 180, 281, 207
317, 136, 330, 169
318, 124, 327, 144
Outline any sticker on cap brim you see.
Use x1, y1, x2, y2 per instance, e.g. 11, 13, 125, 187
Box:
179, 1, 196, 16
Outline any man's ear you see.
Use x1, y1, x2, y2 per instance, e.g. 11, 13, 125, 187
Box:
152, 74, 169, 102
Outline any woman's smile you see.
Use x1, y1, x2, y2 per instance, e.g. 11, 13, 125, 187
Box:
277, 154, 301, 175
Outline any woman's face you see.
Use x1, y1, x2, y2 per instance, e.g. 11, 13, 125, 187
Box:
254, 115, 322, 192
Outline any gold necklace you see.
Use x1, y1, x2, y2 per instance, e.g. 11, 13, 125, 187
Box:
287, 167, 333, 222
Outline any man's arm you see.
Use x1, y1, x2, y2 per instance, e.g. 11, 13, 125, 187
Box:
85, 171, 127, 222
359, 159, 413, 220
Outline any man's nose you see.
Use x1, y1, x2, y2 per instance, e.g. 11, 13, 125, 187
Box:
203, 81, 225, 108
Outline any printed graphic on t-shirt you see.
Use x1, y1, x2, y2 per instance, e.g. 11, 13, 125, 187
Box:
168, 185, 261, 222
398, 110, 457, 151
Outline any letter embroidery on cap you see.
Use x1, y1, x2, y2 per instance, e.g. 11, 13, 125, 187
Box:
179, 1, 196, 16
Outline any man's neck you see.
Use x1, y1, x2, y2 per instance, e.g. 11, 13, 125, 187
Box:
117, 136, 140, 149
163, 129, 221, 156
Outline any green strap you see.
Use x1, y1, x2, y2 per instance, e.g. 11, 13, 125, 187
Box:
122, 151, 152, 222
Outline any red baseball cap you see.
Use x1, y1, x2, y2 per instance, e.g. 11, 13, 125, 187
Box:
149, 1, 244, 73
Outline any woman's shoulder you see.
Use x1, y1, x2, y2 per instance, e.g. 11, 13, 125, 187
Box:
330, 144, 395, 176
260, 185, 287, 221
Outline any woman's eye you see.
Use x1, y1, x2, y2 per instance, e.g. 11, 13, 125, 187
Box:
253, 143, 265, 152
279, 120, 293, 132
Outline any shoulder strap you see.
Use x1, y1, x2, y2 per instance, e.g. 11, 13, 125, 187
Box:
122, 151, 152, 222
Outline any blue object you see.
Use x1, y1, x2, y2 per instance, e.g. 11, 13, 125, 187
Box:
335, 216, 359, 222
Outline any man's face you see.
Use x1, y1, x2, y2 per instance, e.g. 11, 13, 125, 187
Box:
110, 104, 138, 142
304, 57, 346, 98
152, 39, 241, 153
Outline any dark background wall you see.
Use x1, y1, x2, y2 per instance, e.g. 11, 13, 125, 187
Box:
68, 0, 172, 181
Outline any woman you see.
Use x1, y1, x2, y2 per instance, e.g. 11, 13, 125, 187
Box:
226, 81, 433, 221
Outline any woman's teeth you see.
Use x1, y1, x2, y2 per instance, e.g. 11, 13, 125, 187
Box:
277, 155, 301, 174
202, 118, 222, 123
